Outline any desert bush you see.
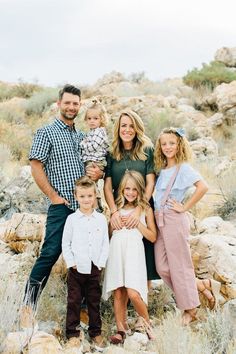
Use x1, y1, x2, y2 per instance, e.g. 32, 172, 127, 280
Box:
199, 310, 233, 354
183, 61, 236, 90
24, 87, 58, 116
0, 80, 41, 102
216, 165, 236, 218
0, 275, 24, 345
0, 105, 25, 125
144, 109, 186, 143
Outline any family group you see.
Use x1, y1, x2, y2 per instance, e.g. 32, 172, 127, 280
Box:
21, 84, 221, 351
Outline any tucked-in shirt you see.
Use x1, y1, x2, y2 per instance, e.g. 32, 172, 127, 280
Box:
105, 147, 155, 199
29, 118, 85, 211
62, 209, 109, 274
80, 127, 109, 163
154, 163, 202, 210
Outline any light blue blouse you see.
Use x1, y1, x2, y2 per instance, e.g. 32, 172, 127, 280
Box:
153, 163, 202, 210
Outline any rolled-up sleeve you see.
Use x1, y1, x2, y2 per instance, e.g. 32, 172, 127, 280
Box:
29, 128, 51, 164
145, 147, 155, 175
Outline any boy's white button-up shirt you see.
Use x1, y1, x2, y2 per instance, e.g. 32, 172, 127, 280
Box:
62, 209, 109, 274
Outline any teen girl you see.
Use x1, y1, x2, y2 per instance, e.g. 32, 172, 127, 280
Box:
102, 170, 157, 343
153, 127, 220, 325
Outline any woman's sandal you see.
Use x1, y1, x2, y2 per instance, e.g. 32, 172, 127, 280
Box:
198, 279, 221, 310
110, 331, 126, 345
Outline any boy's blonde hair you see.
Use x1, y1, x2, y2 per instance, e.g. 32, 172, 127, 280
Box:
154, 127, 193, 171
74, 176, 96, 193
84, 98, 108, 127
116, 170, 149, 211
112, 109, 153, 161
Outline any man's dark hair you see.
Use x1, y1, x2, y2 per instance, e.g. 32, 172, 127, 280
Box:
58, 84, 81, 100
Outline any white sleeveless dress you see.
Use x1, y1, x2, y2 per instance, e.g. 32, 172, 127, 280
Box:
102, 208, 148, 304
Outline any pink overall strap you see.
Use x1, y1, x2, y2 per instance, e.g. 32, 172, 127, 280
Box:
158, 166, 180, 227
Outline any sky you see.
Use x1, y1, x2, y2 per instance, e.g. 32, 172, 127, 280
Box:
0, 0, 236, 87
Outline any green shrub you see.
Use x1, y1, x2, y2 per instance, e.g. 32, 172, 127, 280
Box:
144, 109, 186, 143
183, 61, 236, 90
0, 80, 41, 102
24, 88, 58, 116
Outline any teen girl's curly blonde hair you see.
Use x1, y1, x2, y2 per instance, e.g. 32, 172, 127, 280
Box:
112, 109, 153, 161
84, 97, 108, 127
154, 127, 193, 171
115, 170, 150, 211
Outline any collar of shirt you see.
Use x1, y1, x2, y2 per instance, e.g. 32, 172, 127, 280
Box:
75, 209, 98, 219
54, 118, 76, 131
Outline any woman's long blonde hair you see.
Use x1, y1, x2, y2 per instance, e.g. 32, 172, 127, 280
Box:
154, 127, 192, 171
112, 109, 153, 161
115, 170, 150, 211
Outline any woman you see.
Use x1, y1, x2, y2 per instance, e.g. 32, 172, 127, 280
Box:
104, 109, 159, 338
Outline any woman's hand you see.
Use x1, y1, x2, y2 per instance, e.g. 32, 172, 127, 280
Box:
124, 206, 141, 229
110, 211, 123, 230
168, 198, 185, 213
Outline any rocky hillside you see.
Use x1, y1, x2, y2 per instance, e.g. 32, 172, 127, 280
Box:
1, 47, 236, 353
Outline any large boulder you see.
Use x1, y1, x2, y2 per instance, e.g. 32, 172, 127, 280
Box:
2, 213, 46, 243
190, 137, 218, 160
191, 216, 236, 303
214, 81, 236, 115
215, 47, 236, 67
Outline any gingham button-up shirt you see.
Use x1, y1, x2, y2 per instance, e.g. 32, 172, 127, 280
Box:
29, 118, 85, 210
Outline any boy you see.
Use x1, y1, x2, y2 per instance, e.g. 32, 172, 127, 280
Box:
62, 176, 109, 351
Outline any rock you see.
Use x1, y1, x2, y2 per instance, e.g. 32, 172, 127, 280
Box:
28, 331, 63, 353
213, 156, 232, 176
214, 81, 236, 116
207, 113, 224, 128
0, 166, 48, 220
224, 299, 236, 337
177, 104, 196, 113
198, 216, 236, 235
215, 47, 236, 67
190, 231, 236, 302
190, 137, 218, 159
3, 213, 46, 243
1, 331, 29, 353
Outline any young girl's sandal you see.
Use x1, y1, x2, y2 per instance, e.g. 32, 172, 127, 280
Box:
110, 331, 126, 345
198, 279, 221, 310
134, 317, 156, 340
182, 309, 198, 326
134, 316, 145, 332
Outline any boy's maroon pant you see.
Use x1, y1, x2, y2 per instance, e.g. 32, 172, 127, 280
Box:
66, 263, 102, 339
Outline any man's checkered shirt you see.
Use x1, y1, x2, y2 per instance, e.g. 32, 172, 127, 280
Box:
29, 118, 85, 211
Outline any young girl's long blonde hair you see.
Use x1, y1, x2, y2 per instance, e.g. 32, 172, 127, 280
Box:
112, 109, 153, 161
154, 127, 192, 171
115, 170, 150, 211
84, 97, 108, 127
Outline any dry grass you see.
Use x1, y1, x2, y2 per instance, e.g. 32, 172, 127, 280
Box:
0, 274, 25, 346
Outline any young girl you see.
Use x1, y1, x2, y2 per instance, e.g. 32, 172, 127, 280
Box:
80, 98, 109, 171
153, 127, 220, 325
102, 170, 157, 343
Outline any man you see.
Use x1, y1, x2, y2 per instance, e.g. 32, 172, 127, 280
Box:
24, 84, 102, 307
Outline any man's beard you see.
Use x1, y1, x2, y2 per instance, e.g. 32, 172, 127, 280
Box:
60, 110, 78, 120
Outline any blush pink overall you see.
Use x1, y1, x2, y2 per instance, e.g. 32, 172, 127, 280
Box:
154, 166, 200, 310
